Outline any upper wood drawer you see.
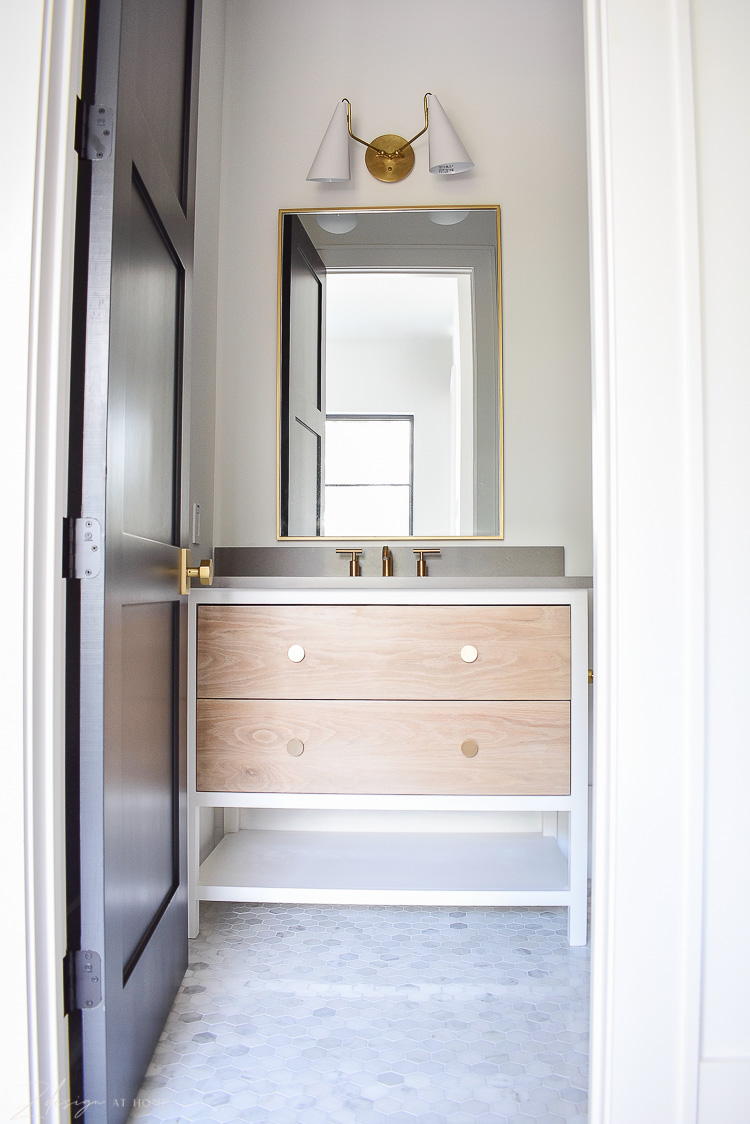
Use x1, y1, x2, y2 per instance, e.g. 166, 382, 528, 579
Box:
197, 604, 571, 701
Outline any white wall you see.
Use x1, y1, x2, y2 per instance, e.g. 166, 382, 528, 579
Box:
213, 0, 592, 574
692, 0, 750, 1116
193, 1, 227, 871
189, 0, 226, 557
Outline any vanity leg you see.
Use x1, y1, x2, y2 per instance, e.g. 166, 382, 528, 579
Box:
188, 808, 201, 939
568, 898, 588, 946
567, 805, 589, 946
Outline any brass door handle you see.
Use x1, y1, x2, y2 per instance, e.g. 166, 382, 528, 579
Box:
179, 548, 214, 595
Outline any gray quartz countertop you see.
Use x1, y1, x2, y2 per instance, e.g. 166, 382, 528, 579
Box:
213, 545, 571, 581
212, 576, 592, 590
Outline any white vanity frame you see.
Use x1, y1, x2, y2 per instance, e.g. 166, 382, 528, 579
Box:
188, 583, 589, 944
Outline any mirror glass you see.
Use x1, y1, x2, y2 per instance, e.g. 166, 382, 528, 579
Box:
278, 206, 503, 539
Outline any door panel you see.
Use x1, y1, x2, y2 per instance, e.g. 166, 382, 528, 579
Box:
122, 178, 183, 543
119, 600, 179, 974
67, 1, 201, 1119
123, 176, 183, 544
280, 214, 326, 535
289, 418, 321, 537
130, 0, 192, 208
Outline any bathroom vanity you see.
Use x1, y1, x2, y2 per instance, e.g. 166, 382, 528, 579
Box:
188, 578, 589, 944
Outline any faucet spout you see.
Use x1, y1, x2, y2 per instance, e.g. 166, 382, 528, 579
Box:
381, 545, 393, 577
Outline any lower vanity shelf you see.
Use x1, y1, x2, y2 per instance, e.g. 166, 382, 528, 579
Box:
198, 828, 571, 905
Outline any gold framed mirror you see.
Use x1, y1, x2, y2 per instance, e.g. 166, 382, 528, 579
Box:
277, 206, 503, 539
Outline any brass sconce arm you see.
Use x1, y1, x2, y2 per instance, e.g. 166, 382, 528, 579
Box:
343, 99, 384, 155
343, 94, 430, 158
399, 93, 431, 152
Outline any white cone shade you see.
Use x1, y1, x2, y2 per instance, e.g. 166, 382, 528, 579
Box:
307, 101, 351, 182
427, 94, 473, 175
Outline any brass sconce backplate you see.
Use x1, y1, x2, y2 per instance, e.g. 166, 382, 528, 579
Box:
365, 135, 415, 182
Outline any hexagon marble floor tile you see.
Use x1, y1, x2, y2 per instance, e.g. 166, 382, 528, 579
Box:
130, 903, 589, 1124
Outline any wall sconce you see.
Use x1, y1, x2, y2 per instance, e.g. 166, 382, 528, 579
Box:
306, 93, 473, 184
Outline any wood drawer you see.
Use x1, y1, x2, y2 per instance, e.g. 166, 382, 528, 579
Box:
197, 605, 571, 701
197, 699, 571, 795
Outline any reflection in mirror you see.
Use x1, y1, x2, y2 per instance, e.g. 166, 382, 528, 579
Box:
278, 207, 503, 539
325, 414, 414, 536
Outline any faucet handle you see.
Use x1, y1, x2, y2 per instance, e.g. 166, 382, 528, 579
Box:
413, 548, 440, 577
336, 548, 363, 576
382, 545, 393, 577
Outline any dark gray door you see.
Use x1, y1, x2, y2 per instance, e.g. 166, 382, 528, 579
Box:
66, 1, 201, 1119
280, 214, 327, 536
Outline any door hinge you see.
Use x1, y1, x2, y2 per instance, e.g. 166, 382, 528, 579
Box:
64, 516, 102, 579
74, 98, 113, 161
63, 950, 102, 1014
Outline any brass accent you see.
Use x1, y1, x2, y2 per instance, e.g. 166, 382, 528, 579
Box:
277, 206, 504, 541
413, 548, 440, 577
179, 548, 213, 596
461, 738, 479, 758
287, 644, 305, 663
365, 135, 415, 183
344, 95, 429, 184
382, 545, 393, 577
588, 668, 594, 685
286, 738, 304, 757
460, 644, 478, 664
336, 548, 363, 576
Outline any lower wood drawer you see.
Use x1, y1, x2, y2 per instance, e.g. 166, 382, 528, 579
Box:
197, 699, 570, 796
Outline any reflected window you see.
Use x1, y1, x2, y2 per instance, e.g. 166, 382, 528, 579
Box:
324, 415, 413, 537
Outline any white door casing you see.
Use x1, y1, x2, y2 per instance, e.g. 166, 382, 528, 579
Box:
585, 1, 705, 1121
4, 0, 86, 1119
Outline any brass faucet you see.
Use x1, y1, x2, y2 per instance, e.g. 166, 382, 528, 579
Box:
382, 545, 393, 577
413, 548, 440, 576
336, 548, 362, 576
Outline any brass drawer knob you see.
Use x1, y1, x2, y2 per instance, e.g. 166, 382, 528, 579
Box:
460, 644, 478, 663
287, 739, 304, 757
287, 644, 305, 663
461, 739, 479, 758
